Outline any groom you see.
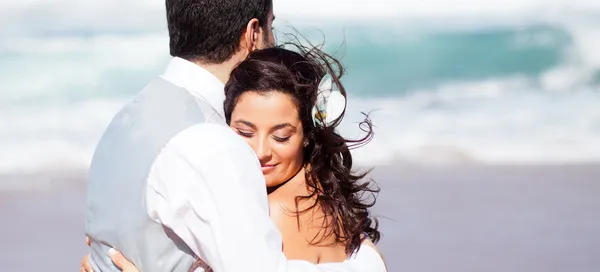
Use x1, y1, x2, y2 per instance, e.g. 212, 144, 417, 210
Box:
85, 0, 367, 271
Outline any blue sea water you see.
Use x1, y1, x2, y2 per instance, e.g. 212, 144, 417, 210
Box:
338, 25, 571, 94
1, 3, 600, 174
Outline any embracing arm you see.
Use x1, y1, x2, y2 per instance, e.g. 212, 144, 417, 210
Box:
146, 123, 286, 271
140, 123, 377, 271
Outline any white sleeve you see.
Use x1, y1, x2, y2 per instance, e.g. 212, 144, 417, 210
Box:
146, 123, 369, 272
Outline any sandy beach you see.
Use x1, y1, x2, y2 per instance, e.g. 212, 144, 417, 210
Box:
1, 163, 599, 271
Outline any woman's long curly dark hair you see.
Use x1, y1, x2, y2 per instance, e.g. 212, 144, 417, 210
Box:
223, 42, 380, 255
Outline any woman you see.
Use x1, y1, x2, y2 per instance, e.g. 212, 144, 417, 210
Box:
81, 44, 385, 270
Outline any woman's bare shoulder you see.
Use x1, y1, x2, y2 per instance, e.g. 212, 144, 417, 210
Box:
361, 238, 383, 256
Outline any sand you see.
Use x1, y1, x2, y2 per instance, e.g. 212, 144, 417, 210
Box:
1, 163, 599, 271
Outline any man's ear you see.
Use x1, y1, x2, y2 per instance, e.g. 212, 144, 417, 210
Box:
243, 18, 260, 51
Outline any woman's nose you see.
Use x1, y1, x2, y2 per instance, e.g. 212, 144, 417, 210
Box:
254, 137, 272, 162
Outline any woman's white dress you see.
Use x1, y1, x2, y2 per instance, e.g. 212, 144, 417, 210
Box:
317, 241, 387, 272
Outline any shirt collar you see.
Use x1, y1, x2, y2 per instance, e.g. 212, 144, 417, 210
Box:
160, 57, 226, 117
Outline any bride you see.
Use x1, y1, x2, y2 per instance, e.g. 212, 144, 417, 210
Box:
81, 43, 386, 271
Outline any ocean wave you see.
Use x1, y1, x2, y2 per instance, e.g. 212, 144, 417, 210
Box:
0, 99, 126, 174
0, 34, 169, 105
341, 76, 600, 166
1, 75, 599, 175
2, 2, 600, 176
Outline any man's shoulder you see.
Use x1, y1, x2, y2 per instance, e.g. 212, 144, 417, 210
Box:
117, 77, 184, 112
152, 122, 259, 175
166, 123, 251, 155
145, 76, 179, 90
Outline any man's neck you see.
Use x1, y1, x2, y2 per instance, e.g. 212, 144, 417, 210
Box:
190, 54, 244, 85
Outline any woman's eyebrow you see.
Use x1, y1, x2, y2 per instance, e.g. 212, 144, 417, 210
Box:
233, 119, 256, 129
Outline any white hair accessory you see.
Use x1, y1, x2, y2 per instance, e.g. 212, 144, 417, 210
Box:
311, 74, 346, 127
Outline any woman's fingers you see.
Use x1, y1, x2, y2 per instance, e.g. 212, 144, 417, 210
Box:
80, 253, 93, 272
109, 248, 139, 272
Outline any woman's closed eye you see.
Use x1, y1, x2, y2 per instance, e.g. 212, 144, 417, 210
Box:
236, 129, 253, 138
272, 135, 291, 143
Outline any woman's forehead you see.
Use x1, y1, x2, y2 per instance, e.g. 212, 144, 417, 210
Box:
232, 91, 301, 125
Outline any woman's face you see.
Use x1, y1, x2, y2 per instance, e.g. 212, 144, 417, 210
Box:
229, 91, 305, 187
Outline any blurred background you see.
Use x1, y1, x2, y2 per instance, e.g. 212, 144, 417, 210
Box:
1, 0, 599, 271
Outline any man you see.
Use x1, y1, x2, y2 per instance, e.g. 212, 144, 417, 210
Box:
85, 0, 368, 271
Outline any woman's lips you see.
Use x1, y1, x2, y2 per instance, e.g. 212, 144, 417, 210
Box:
261, 164, 277, 173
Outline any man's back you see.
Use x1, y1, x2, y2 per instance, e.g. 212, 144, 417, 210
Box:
85, 78, 213, 272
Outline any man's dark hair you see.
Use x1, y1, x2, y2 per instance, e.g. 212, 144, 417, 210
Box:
166, 0, 272, 64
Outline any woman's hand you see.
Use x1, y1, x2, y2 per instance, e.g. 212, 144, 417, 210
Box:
80, 253, 92, 272
80, 237, 92, 272
80, 236, 139, 272
79, 249, 139, 272
107, 249, 140, 272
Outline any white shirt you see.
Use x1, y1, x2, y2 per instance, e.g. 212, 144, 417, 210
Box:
145, 57, 386, 272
